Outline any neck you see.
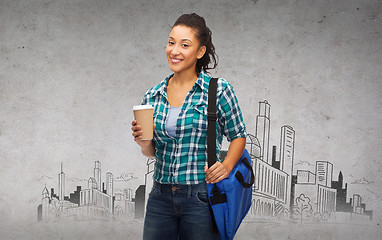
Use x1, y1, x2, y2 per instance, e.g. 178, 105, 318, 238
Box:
171, 70, 199, 86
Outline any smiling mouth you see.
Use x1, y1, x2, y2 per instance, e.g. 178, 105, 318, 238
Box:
171, 58, 182, 63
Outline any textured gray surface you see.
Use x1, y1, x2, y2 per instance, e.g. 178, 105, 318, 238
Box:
0, 0, 381, 239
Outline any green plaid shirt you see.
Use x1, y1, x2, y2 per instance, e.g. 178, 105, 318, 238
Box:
142, 71, 247, 184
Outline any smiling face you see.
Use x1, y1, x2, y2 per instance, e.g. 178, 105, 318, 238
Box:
166, 25, 206, 75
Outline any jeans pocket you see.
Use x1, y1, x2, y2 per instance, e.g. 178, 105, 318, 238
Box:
149, 185, 160, 198
195, 191, 209, 205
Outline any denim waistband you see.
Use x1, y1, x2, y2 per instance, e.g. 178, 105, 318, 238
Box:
153, 181, 207, 197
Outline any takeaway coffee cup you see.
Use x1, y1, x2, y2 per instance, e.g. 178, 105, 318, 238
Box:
133, 105, 154, 140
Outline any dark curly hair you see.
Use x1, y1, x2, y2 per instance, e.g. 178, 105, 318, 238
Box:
173, 13, 218, 74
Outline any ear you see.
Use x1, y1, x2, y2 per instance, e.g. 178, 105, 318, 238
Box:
197, 46, 206, 59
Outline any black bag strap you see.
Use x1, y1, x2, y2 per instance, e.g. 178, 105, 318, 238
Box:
207, 77, 219, 235
207, 78, 218, 168
235, 157, 255, 188
207, 77, 255, 189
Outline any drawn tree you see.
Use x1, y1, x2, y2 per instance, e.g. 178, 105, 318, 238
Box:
49, 198, 62, 220
292, 194, 313, 223
114, 205, 124, 220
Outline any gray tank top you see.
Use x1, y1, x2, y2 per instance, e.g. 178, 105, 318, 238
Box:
166, 106, 182, 137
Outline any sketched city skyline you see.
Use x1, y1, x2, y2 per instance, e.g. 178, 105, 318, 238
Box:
244, 100, 373, 222
37, 100, 373, 223
37, 161, 139, 221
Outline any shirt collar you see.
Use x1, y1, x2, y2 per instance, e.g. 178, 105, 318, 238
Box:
195, 70, 211, 93
151, 74, 172, 98
152, 71, 212, 98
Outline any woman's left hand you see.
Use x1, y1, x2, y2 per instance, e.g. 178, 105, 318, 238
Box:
204, 162, 230, 184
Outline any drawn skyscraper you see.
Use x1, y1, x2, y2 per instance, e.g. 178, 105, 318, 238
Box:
332, 171, 351, 212
279, 125, 295, 209
58, 162, 65, 201
42, 186, 50, 220
279, 126, 295, 172
94, 161, 102, 191
352, 194, 363, 214
88, 177, 97, 189
255, 100, 271, 164
316, 161, 333, 188
105, 172, 114, 213
106, 172, 113, 196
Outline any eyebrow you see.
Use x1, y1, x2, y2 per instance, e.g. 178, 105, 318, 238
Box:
169, 36, 192, 43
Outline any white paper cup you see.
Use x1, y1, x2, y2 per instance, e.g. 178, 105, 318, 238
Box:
133, 105, 154, 140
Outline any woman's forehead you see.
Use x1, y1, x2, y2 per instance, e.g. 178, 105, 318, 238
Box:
169, 25, 198, 40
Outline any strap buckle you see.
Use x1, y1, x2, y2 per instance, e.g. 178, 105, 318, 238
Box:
207, 112, 217, 121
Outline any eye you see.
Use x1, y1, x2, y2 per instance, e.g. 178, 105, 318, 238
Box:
182, 43, 189, 47
168, 41, 174, 46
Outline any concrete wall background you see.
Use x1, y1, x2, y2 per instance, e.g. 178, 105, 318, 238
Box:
0, 0, 381, 239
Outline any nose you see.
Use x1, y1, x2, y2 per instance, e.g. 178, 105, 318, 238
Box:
171, 44, 180, 55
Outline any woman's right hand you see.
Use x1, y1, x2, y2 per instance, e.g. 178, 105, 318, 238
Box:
131, 120, 155, 149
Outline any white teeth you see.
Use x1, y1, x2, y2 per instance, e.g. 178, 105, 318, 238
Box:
172, 58, 181, 63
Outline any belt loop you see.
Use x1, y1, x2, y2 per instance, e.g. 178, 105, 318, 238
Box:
187, 184, 192, 199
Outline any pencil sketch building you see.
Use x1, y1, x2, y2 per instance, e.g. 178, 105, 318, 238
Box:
293, 161, 373, 222
246, 101, 294, 219
114, 188, 135, 218
37, 161, 136, 221
330, 172, 373, 221
294, 161, 337, 215
279, 125, 295, 210
245, 100, 373, 222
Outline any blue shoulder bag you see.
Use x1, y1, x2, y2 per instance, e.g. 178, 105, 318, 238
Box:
207, 78, 254, 240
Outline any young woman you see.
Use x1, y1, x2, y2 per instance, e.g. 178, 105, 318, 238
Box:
131, 13, 247, 240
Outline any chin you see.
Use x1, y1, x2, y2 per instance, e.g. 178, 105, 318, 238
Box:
169, 65, 181, 73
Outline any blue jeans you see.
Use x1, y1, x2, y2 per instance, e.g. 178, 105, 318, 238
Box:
143, 181, 219, 240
